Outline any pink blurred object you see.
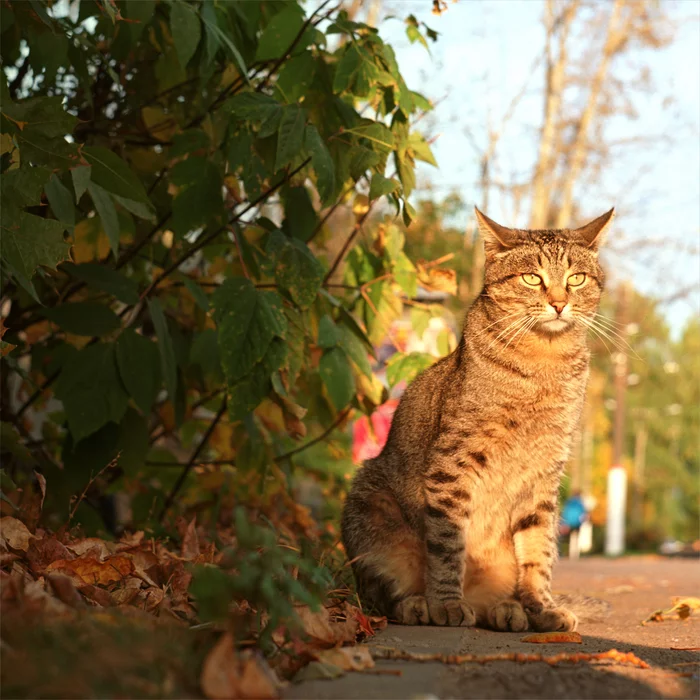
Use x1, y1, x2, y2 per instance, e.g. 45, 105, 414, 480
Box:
352, 399, 399, 464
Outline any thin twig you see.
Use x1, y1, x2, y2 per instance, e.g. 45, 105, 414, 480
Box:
68, 452, 121, 523
275, 405, 353, 462
256, 0, 336, 94
159, 398, 228, 521
323, 200, 378, 284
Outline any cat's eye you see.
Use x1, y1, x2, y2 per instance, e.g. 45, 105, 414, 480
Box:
522, 273, 542, 286
567, 273, 586, 287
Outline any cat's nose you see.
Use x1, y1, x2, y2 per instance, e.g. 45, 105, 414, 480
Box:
550, 300, 567, 314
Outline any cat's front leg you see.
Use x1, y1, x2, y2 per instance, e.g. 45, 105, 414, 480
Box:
423, 460, 476, 627
512, 497, 578, 632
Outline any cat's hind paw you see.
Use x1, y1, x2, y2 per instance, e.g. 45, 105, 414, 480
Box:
487, 600, 529, 632
426, 597, 476, 626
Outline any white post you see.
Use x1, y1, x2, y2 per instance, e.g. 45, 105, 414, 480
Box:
605, 466, 627, 556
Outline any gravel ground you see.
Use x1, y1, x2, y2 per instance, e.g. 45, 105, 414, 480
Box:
286, 556, 700, 700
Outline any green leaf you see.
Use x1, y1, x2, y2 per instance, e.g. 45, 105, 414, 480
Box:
190, 329, 222, 380
115, 329, 161, 414
44, 175, 75, 226
347, 122, 394, 153
0, 210, 70, 282
71, 165, 92, 202
44, 302, 121, 337
54, 343, 129, 443
63, 262, 139, 304
228, 338, 286, 422
1, 165, 51, 208
266, 232, 323, 309
82, 146, 153, 208
170, 1, 201, 69
281, 186, 317, 242
396, 150, 416, 198
169, 157, 224, 237
113, 195, 156, 222
275, 106, 306, 172
369, 173, 400, 201
304, 125, 335, 205
394, 251, 417, 297
182, 277, 210, 311
148, 298, 178, 401
88, 183, 120, 256
338, 324, 373, 378
212, 277, 287, 383
255, 5, 306, 62
317, 315, 341, 349
226, 92, 282, 122
319, 347, 355, 410
402, 198, 417, 227
409, 132, 438, 167
276, 51, 317, 104
385, 352, 434, 388
170, 130, 210, 158
200, 0, 247, 76
410, 307, 431, 337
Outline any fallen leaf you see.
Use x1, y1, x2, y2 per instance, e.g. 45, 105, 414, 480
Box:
294, 604, 358, 648
26, 536, 75, 574
65, 538, 113, 559
314, 646, 374, 671
46, 573, 85, 609
201, 633, 282, 699
111, 576, 143, 606
292, 661, 344, 682
45, 554, 134, 586
643, 597, 700, 625
521, 632, 582, 644
181, 517, 200, 560
0, 516, 35, 551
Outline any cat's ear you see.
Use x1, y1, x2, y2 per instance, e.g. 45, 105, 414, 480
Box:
474, 207, 520, 256
572, 208, 615, 250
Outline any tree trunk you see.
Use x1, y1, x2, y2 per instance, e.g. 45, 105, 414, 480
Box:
555, 0, 624, 228
530, 0, 578, 228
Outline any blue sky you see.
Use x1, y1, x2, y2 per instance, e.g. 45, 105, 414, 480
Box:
374, 0, 700, 336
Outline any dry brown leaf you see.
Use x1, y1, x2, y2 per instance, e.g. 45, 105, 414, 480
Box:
79, 583, 113, 607
46, 573, 85, 609
19, 471, 46, 531
201, 633, 282, 699
294, 604, 358, 648
521, 632, 582, 644
181, 518, 200, 560
643, 596, 700, 625
314, 646, 374, 671
111, 576, 144, 606
0, 516, 35, 551
134, 586, 165, 612
65, 538, 114, 559
45, 554, 134, 586
26, 536, 74, 574
416, 262, 457, 295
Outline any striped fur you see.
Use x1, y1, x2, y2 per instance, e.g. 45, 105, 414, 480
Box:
341, 208, 614, 631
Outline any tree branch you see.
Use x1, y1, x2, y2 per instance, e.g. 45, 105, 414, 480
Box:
158, 397, 228, 521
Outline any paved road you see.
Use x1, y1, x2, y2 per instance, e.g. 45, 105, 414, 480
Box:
287, 557, 700, 699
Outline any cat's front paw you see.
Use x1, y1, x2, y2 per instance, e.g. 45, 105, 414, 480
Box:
426, 597, 476, 626
394, 595, 430, 625
487, 600, 529, 632
527, 606, 578, 632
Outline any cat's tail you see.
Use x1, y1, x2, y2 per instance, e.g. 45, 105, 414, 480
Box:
553, 593, 612, 623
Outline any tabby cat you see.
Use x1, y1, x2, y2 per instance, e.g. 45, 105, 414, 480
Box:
341, 207, 615, 631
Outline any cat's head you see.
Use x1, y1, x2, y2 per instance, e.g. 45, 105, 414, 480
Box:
475, 207, 613, 335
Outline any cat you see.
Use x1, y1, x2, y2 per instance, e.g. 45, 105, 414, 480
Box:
341, 206, 615, 631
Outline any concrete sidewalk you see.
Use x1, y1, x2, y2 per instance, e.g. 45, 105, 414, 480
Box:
286, 558, 700, 699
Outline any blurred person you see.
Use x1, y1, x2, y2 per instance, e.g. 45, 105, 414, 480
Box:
560, 490, 589, 559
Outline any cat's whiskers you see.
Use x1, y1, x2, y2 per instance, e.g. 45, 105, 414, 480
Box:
484, 315, 531, 353
512, 316, 540, 350
576, 315, 642, 360
473, 309, 526, 340
501, 315, 534, 351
